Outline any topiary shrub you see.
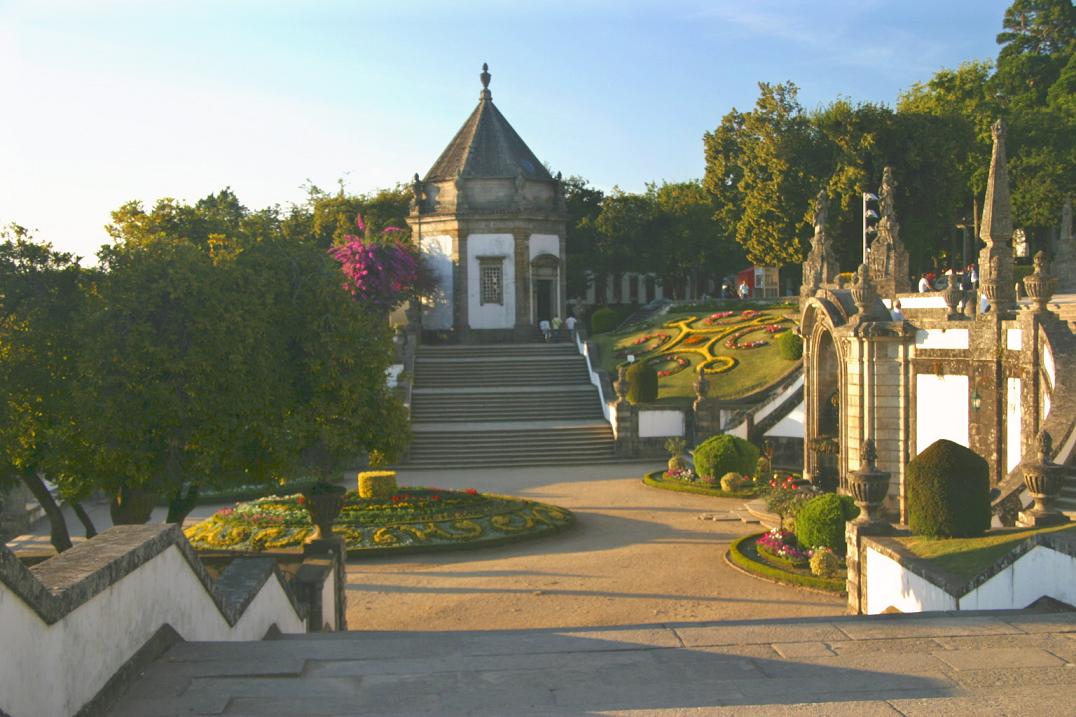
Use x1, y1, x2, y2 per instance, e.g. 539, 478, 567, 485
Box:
693, 435, 760, 481
720, 472, 749, 492
358, 470, 397, 499
626, 362, 658, 404
665, 437, 687, 472
776, 331, 803, 360
794, 493, 859, 553
809, 547, 840, 577
906, 439, 990, 538
590, 307, 618, 334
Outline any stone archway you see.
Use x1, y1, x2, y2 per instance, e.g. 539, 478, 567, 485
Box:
809, 329, 841, 491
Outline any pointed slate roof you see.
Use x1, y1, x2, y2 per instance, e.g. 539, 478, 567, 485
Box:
424, 64, 553, 182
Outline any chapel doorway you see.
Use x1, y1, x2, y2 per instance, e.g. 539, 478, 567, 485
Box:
535, 280, 554, 322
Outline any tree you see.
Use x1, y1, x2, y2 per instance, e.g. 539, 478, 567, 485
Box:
0, 226, 84, 551
703, 82, 822, 267
562, 176, 605, 298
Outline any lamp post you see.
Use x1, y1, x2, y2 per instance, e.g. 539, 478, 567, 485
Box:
862, 192, 879, 264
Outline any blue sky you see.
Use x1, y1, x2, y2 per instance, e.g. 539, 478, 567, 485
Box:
1, 0, 1011, 261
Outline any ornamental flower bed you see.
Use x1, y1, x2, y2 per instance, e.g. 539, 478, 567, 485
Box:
185, 487, 574, 554
647, 353, 690, 377
763, 324, 786, 334
704, 311, 736, 324
615, 333, 670, 358
756, 528, 810, 567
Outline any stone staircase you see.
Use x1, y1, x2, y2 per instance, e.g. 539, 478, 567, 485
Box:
1059, 465, 1076, 517
405, 343, 616, 468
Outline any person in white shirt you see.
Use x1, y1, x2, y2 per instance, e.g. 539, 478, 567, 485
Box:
917, 274, 930, 293
565, 315, 577, 341
738, 281, 750, 300
539, 319, 551, 342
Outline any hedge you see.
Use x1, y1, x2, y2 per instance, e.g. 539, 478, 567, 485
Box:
907, 439, 990, 538
694, 434, 760, 481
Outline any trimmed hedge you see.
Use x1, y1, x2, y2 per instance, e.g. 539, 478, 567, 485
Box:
694, 434, 759, 481
642, 471, 758, 499
357, 470, 397, 499
589, 307, 618, 334
776, 331, 803, 360
794, 493, 859, 553
907, 439, 990, 538
626, 362, 658, 404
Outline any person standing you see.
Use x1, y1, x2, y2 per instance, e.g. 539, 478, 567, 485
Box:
551, 316, 563, 341
918, 273, 931, 293
565, 315, 577, 342
738, 280, 750, 300
539, 318, 551, 342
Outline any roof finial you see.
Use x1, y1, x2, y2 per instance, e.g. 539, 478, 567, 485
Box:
480, 63, 491, 100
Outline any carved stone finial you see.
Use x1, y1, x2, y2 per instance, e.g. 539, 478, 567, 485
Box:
978, 118, 1016, 312
813, 189, 829, 232
991, 118, 1005, 142
1037, 430, 1053, 465
479, 63, 492, 100
943, 272, 965, 319
861, 438, 878, 469
850, 262, 875, 314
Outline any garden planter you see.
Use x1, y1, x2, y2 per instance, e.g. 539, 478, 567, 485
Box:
303, 483, 347, 541
1018, 462, 1068, 527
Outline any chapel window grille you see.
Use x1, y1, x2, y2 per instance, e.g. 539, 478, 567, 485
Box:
480, 261, 503, 305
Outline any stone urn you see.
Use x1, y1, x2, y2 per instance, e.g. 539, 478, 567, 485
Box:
943, 273, 964, 320
1022, 250, 1056, 314
846, 439, 892, 531
1018, 431, 1068, 527
302, 482, 347, 541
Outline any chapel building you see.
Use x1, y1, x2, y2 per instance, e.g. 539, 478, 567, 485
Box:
407, 64, 567, 342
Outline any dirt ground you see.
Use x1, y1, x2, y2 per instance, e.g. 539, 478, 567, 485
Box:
345, 462, 844, 631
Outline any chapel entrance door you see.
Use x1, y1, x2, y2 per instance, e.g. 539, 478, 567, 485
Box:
535, 280, 553, 322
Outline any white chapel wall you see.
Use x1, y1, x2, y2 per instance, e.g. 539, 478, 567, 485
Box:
1006, 377, 1022, 472
467, 233, 516, 329
915, 374, 969, 454
420, 234, 454, 330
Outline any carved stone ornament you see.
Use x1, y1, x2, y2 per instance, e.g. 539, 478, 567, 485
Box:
615, 365, 630, 400
943, 272, 965, 320
847, 438, 891, 530
1017, 430, 1069, 527
849, 263, 874, 315
1022, 250, 1056, 313
801, 189, 838, 295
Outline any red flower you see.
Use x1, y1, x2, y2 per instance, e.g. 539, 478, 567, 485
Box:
465, 488, 479, 495
296, 496, 305, 505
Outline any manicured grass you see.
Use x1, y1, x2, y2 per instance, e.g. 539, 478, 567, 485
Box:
727, 533, 846, 595
642, 470, 759, 499
184, 487, 575, 556
591, 302, 800, 403
894, 523, 1076, 581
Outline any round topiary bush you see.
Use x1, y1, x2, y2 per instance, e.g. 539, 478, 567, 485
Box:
720, 472, 748, 492
357, 470, 397, 499
693, 435, 760, 481
776, 331, 803, 360
626, 362, 658, 404
906, 439, 990, 538
794, 493, 859, 553
590, 307, 618, 334
809, 547, 840, 577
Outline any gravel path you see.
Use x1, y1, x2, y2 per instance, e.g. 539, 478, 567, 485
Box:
346, 462, 844, 631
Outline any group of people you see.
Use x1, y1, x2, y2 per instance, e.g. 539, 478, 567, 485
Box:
539, 315, 577, 342
917, 264, 978, 293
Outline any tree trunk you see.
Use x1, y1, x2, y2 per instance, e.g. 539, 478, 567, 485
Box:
110, 484, 157, 525
20, 471, 72, 553
71, 501, 98, 538
166, 483, 200, 524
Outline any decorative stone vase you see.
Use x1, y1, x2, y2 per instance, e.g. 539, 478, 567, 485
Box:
1022, 250, 1056, 314
846, 439, 892, 530
980, 278, 999, 305
849, 264, 871, 314
303, 482, 347, 541
943, 274, 964, 320
1018, 462, 1067, 527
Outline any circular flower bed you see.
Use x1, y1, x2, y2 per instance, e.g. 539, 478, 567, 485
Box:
726, 530, 846, 594
615, 333, 670, 358
642, 470, 758, 499
699, 356, 737, 374
184, 487, 574, 555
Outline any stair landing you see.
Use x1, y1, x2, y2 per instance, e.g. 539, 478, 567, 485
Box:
109, 609, 1076, 716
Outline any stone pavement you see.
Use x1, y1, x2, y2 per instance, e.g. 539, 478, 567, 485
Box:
110, 609, 1076, 716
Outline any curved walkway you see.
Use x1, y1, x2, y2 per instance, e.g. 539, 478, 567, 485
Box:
346, 462, 843, 631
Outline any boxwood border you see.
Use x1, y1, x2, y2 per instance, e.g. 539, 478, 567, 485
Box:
642, 470, 758, 499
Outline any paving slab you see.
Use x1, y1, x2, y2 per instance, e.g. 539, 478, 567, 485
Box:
832, 614, 1021, 640
890, 684, 1076, 716
932, 646, 1067, 670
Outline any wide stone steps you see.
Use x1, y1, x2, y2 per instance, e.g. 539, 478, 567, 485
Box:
404, 341, 616, 468
410, 389, 602, 422
1057, 467, 1076, 515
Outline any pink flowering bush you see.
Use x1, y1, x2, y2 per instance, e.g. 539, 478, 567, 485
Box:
757, 528, 810, 565
328, 213, 427, 310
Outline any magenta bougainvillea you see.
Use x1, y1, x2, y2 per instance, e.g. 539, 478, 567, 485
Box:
328, 213, 420, 310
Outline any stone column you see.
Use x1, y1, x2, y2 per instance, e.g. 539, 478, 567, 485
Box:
691, 373, 721, 444
303, 537, 347, 631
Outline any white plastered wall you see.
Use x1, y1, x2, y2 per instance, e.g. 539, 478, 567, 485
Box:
0, 545, 304, 717
419, 234, 454, 330
1007, 377, 1022, 472
865, 548, 957, 614
467, 233, 515, 329
915, 374, 969, 454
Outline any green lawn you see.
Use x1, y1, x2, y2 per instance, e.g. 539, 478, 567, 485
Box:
894, 523, 1076, 581
591, 301, 801, 403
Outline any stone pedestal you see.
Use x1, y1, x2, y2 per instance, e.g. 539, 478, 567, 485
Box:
845, 521, 893, 615
613, 367, 638, 458
302, 537, 347, 631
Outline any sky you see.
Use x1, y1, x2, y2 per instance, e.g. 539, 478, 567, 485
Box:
1, 0, 1013, 262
